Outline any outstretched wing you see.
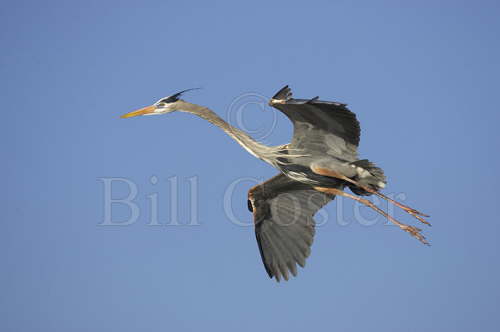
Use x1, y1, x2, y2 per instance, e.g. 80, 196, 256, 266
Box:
270, 85, 361, 161
248, 174, 335, 281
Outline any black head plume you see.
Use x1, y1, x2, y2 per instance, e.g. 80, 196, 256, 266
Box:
159, 88, 201, 104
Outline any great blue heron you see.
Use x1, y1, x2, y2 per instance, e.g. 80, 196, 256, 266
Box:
121, 86, 430, 282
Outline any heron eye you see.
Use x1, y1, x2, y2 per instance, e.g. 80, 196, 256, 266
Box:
156, 103, 165, 107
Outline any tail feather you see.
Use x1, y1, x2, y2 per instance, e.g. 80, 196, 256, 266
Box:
349, 159, 387, 196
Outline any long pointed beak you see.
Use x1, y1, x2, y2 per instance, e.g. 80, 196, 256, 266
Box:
120, 105, 156, 118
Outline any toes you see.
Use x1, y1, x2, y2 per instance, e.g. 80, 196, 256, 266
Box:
407, 208, 430, 218
412, 214, 432, 227
404, 207, 432, 226
402, 225, 430, 246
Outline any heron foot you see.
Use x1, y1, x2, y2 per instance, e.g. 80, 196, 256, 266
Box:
361, 189, 431, 227
400, 225, 430, 246
403, 206, 430, 218
404, 207, 431, 226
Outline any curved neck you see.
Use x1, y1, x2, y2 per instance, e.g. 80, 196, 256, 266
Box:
175, 100, 275, 161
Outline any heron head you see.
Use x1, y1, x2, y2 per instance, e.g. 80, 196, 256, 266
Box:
121, 88, 200, 119
120, 97, 178, 118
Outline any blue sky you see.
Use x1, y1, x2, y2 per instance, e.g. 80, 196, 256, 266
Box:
2, 1, 500, 331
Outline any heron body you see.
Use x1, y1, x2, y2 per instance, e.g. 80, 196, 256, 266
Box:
121, 85, 430, 282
